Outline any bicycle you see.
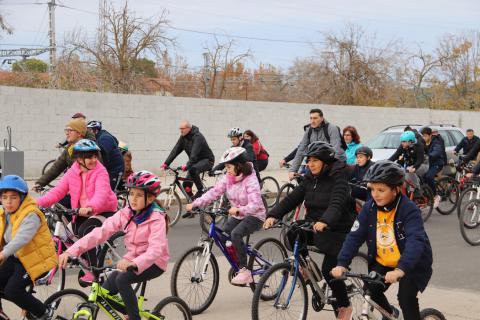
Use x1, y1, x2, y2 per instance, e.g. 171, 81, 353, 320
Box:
157, 166, 211, 227
41, 145, 66, 188
458, 198, 480, 246
401, 176, 434, 222
170, 207, 287, 315
260, 175, 280, 208
44, 257, 192, 320
275, 163, 304, 204
336, 271, 446, 319
251, 220, 368, 320
40, 203, 128, 290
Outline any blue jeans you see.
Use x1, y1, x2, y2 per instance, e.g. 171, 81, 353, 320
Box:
423, 165, 443, 195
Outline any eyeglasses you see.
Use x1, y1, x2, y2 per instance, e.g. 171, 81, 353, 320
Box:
64, 128, 77, 134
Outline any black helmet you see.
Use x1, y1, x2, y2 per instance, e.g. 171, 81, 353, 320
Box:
355, 146, 373, 158
303, 141, 336, 164
363, 160, 405, 186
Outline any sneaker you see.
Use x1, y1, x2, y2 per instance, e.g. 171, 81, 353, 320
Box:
79, 271, 95, 284
181, 211, 195, 219
382, 305, 400, 320
231, 268, 253, 285
336, 305, 353, 320
433, 195, 441, 208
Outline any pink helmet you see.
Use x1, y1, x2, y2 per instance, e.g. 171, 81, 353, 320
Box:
125, 170, 162, 196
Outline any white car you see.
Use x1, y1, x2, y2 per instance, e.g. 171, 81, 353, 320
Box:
365, 124, 465, 162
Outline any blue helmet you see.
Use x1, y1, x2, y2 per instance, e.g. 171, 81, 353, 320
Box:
73, 139, 100, 153
0, 175, 28, 195
87, 120, 102, 131
400, 131, 416, 143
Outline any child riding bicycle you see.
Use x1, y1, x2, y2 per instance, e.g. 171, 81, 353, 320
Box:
0, 175, 57, 319
36, 139, 118, 283
332, 160, 433, 320
186, 147, 266, 286
59, 170, 169, 320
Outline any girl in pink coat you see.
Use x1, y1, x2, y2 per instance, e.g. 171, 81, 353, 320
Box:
59, 171, 169, 320
186, 147, 266, 285
37, 139, 118, 282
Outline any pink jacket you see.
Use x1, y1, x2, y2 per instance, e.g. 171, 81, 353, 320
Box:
67, 206, 169, 273
37, 161, 117, 214
192, 168, 266, 221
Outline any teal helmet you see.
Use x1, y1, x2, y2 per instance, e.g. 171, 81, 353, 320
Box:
400, 131, 416, 143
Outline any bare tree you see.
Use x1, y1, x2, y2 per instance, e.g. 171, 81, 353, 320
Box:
62, 1, 174, 92
203, 37, 252, 98
0, 13, 12, 36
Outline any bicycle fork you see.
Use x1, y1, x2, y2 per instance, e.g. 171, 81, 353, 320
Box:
193, 242, 212, 282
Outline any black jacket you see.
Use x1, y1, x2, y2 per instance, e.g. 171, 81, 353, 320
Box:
165, 126, 215, 167
349, 161, 374, 201
389, 143, 424, 170
425, 135, 447, 167
455, 136, 479, 154
96, 129, 124, 178
268, 160, 355, 255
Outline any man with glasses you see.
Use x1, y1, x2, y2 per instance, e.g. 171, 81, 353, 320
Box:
161, 121, 214, 204
33, 118, 92, 191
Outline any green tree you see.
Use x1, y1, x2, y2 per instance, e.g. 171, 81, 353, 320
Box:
12, 59, 48, 73
133, 58, 158, 77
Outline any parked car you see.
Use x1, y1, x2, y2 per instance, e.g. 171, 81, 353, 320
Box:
365, 124, 465, 163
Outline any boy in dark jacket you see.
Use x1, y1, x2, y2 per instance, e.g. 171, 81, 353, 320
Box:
349, 146, 374, 201
421, 127, 446, 208
332, 160, 433, 320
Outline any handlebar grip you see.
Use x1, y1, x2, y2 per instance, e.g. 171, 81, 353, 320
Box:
127, 265, 138, 272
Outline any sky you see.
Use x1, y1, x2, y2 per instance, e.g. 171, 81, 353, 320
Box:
0, 0, 479, 71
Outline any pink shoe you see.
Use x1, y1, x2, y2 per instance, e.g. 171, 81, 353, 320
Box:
80, 271, 95, 284
337, 305, 353, 320
231, 268, 253, 285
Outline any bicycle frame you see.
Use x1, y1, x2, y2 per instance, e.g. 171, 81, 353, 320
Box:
348, 277, 397, 320
73, 279, 162, 320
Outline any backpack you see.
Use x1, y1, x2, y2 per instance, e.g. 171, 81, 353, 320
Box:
308, 123, 348, 150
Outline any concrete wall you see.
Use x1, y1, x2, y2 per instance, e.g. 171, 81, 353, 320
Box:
1, 85, 478, 179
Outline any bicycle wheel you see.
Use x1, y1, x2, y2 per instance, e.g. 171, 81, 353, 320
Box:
116, 190, 128, 210
435, 177, 459, 215
261, 176, 280, 208
420, 308, 446, 320
276, 183, 295, 204
98, 232, 127, 268
459, 199, 480, 245
152, 296, 192, 320
170, 246, 219, 315
457, 187, 478, 218
42, 159, 62, 188
44, 288, 89, 319
251, 261, 308, 320
247, 238, 287, 298
414, 186, 434, 222
157, 188, 182, 227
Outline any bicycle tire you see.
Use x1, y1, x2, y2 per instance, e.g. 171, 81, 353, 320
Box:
459, 199, 480, 246
251, 261, 308, 320
435, 177, 459, 215
276, 183, 295, 204
157, 188, 182, 227
457, 187, 478, 218
44, 288, 89, 319
170, 246, 220, 315
247, 237, 287, 299
32, 265, 66, 307
420, 308, 446, 320
261, 176, 280, 208
152, 296, 192, 320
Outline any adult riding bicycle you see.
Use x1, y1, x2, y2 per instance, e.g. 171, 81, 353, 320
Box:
170, 207, 287, 315
335, 271, 446, 319
251, 220, 368, 320
45, 257, 192, 320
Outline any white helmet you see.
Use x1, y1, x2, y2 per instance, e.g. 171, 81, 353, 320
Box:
220, 147, 247, 164
227, 127, 243, 138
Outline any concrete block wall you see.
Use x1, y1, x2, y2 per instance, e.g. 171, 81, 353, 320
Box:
1, 85, 479, 179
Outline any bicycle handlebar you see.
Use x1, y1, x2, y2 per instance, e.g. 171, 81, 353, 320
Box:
334, 271, 387, 289
192, 207, 229, 217
68, 257, 138, 274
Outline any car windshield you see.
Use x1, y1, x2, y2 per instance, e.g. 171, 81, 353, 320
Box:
365, 132, 401, 149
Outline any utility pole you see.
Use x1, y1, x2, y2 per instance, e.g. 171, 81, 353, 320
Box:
98, 0, 107, 51
203, 52, 210, 98
48, 0, 56, 72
